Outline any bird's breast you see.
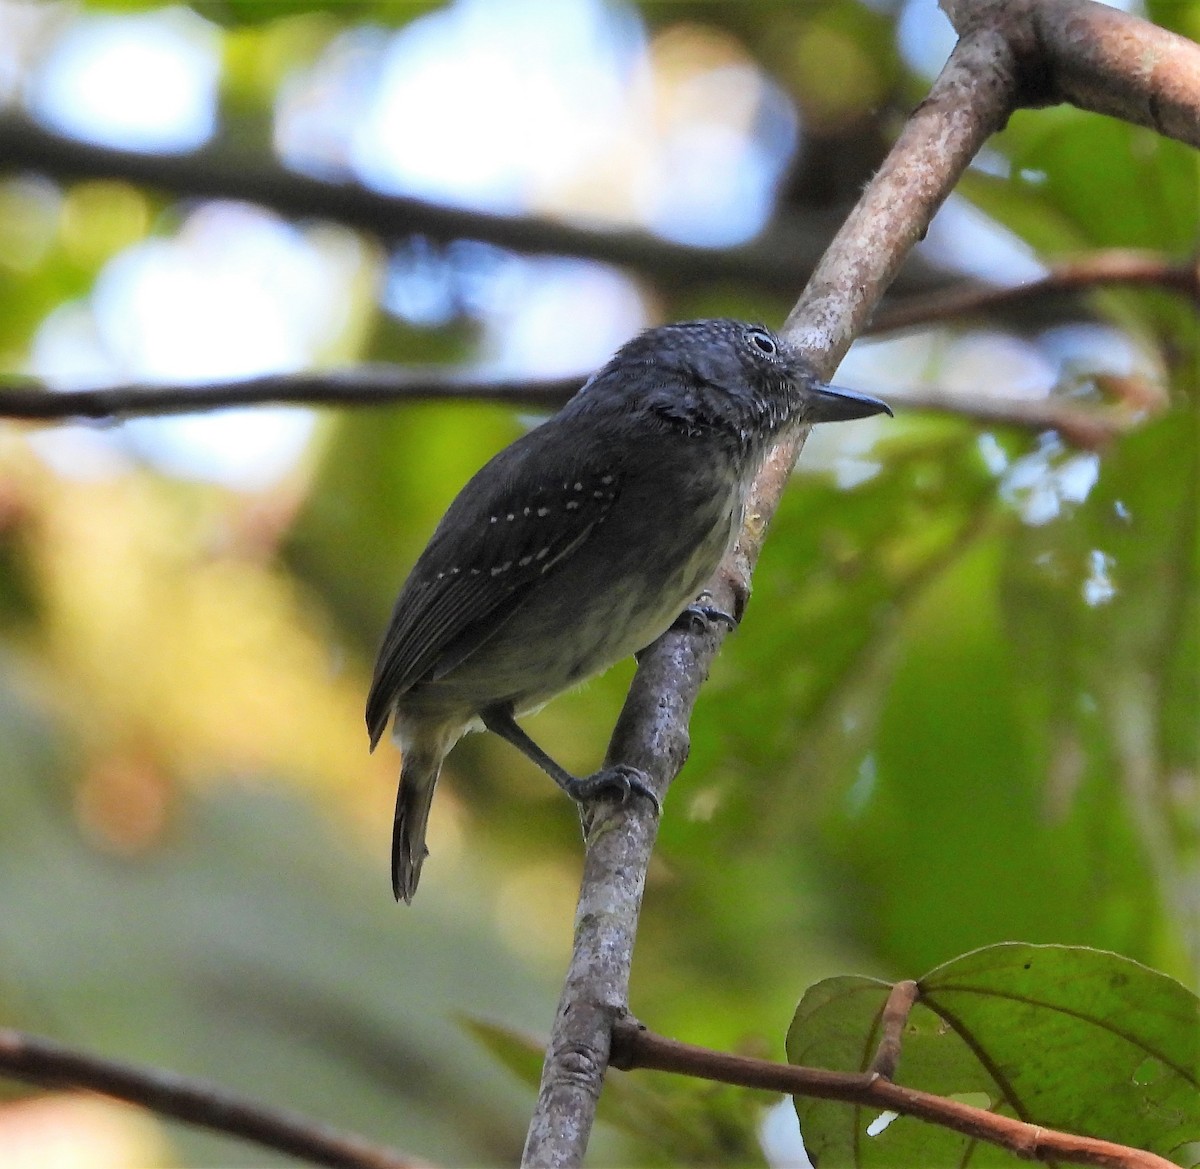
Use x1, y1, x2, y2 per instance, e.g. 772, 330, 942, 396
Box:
508, 465, 746, 694
399, 452, 749, 717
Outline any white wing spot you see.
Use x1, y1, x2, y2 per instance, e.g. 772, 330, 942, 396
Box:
489, 516, 498, 524
449, 567, 460, 574
518, 555, 533, 566
491, 561, 513, 576
566, 500, 580, 510
600, 475, 614, 485
593, 490, 606, 498
535, 548, 549, 560
523, 507, 531, 516
537, 506, 550, 516
506, 513, 515, 521
470, 567, 481, 575
573, 481, 583, 491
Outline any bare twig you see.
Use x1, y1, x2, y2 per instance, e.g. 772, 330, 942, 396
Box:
609, 1021, 1178, 1169
0, 1028, 422, 1169
0, 367, 576, 420
0, 371, 1155, 449
869, 980, 921, 1079
891, 391, 1139, 449
11, 246, 1190, 441
0, 372, 1153, 454
0, 112, 952, 296
519, 24, 1022, 1169
870, 250, 1200, 334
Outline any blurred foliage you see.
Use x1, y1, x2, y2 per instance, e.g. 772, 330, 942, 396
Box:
0, 0, 1197, 1167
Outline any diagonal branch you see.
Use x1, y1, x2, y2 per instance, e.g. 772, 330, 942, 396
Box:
609, 1021, 1177, 1169
0, 1028, 422, 1169
518, 23, 1022, 1169
521, 0, 1199, 1159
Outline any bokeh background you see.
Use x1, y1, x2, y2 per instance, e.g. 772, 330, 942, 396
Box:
0, 0, 1197, 1165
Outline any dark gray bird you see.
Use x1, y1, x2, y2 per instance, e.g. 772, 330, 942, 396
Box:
367, 319, 890, 902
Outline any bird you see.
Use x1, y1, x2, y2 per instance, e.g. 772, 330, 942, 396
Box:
366, 319, 891, 902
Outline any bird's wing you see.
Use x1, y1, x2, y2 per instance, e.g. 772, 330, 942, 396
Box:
366, 438, 622, 747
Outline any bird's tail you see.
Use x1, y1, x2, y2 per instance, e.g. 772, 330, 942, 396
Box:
393, 753, 441, 904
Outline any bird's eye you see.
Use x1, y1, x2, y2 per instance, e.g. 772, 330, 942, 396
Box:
747, 327, 778, 357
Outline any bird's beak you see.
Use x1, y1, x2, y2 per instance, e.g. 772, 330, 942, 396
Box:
806, 382, 894, 424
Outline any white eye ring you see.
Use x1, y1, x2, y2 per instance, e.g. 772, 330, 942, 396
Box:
747, 327, 778, 357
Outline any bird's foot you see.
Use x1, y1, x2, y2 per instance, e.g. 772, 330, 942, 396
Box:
673, 592, 738, 635
564, 764, 662, 815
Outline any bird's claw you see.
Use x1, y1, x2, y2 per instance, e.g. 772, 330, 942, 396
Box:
674, 597, 738, 635
566, 764, 662, 815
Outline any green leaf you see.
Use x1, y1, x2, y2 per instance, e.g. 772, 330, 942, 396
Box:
787, 974, 1022, 1168
185, 0, 439, 28
787, 943, 1200, 1168
976, 108, 1200, 252
460, 1016, 545, 1092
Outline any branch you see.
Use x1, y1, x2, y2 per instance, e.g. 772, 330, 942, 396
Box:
869, 981, 920, 1080
892, 392, 1140, 450
4, 247, 1188, 443
941, 0, 1200, 150
780, 26, 1019, 362
519, 24, 1021, 1169
0, 367, 577, 419
0, 372, 1155, 453
0, 1028, 422, 1169
870, 249, 1200, 334
609, 1021, 1177, 1169
0, 111, 949, 296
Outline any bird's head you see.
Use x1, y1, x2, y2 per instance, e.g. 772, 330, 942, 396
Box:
576, 319, 891, 450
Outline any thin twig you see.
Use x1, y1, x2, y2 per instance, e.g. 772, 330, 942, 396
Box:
609, 1021, 1177, 1169
0, 246, 1190, 428
891, 391, 1140, 449
0, 111, 949, 297
869, 980, 920, 1079
0, 367, 576, 420
0, 368, 1161, 459
519, 24, 1022, 1169
0, 372, 1158, 457
870, 250, 1200, 334
0, 1028, 422, 1169
0, 373, 1153, 447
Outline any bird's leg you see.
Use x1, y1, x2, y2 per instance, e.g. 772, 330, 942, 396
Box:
481, 705, 662, 814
